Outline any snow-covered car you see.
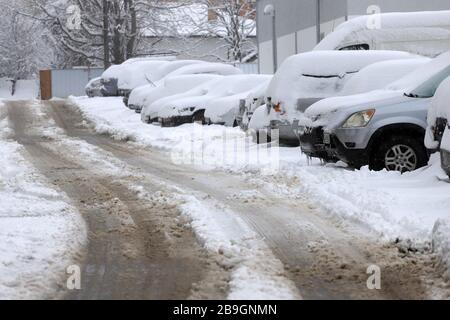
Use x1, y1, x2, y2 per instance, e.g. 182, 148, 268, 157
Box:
0, 78, 13, 98
85, 77, 103, 98
128, 62, 242, 112
300, 52, 450, 173
123, 60, 204, 107
425, 76, 450, 178
251, 50, 421, 144
297, 57, 430, 160
236, 80, 270, 131
204, 75, 272, 126
140, 74, 223, 123
156, 75, 268, 127
315, 10, 450, 57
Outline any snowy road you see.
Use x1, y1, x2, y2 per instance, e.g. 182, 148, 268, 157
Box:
4, 100, 446, 299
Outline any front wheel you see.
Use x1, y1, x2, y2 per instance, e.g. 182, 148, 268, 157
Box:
370, 135, 429, 173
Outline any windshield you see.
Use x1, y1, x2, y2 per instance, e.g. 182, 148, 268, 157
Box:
406, 65, 450, 98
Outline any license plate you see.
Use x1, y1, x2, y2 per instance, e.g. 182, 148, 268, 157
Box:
323, 133, 331, 145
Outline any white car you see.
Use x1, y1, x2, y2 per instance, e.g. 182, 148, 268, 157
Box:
155, 75, 269, 127
140, 74, 223, 123
250, 50, 425, 144
425, 76, 450, 178
204, 75, 272, 126
315, 10, 450, 57
129, 62, 242, 112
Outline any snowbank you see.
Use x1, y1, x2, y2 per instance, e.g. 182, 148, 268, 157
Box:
0, 103, 86, 299
71, 96, 450, 274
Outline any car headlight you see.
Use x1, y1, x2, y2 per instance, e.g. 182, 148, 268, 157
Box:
342, 109, 375, 128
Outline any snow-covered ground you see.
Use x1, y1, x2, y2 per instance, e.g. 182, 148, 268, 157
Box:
71, 96, 450, 268
0, 100, 86, 299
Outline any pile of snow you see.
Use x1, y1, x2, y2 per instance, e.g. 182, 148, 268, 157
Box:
315, 10, 450, 57
0, 103, 86, 299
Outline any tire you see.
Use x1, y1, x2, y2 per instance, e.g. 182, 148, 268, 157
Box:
192, 110, 206, 124
370, 135, 429, 173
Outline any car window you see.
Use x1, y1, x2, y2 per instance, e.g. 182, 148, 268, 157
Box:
339, 44, 370, 51
409, 65, 450, 98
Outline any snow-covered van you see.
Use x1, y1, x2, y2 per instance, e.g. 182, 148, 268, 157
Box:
425, 76, 450, 178
315, 10, 450, 58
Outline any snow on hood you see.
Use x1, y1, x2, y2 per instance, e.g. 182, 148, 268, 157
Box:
205, 76, 272, 122
266, 50, 419, 117
315, 10, 450, 55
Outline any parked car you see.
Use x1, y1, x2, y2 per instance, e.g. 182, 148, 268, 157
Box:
140, 74, 223, 123
100, 59, 171, 98
299, 52, 450, 173
425, 76, 450, 178
85, 77, 103, 98
129, 62, 242, 112
250, 50, 422, 145
204, 75, 272, 127
315, 10, 450, 57
155, 75, 269, 127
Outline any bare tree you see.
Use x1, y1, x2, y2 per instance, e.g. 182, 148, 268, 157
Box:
197, 0, 257, 62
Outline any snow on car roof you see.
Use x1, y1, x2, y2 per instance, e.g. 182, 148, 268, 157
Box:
341, 58, 430, 96
266, 50, 419, 112
315, 10, 450, 52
